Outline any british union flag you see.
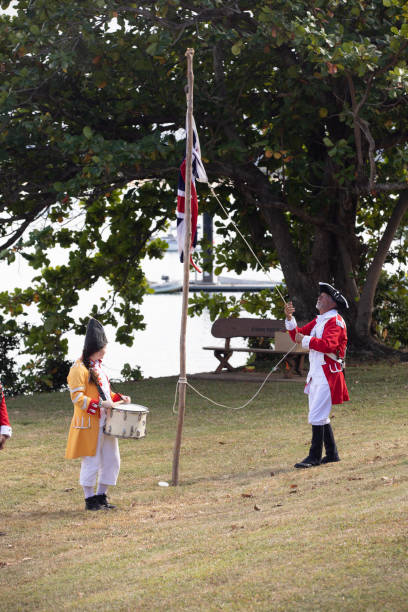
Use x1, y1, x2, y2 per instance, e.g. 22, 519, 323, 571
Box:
176, 116, 207, 272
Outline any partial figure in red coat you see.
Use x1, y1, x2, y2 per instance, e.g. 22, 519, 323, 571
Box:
0, 382, 12, 450
284, 282, 349, 469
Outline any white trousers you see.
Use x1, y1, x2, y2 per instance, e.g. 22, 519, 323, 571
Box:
305, 378, 332, 426
79, 427, 120, 487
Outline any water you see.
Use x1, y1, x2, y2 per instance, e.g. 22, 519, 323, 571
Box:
1, 249, 282, 378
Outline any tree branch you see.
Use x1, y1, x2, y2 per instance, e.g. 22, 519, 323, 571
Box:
355, 190, 408, 338
354, 116, 376, 191
115, 1, 256, 32
356, 182, 408, 195
346, 73, 364, 172
0, 214, 42, 250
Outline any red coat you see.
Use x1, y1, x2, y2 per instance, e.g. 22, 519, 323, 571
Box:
288, 313, 349, 405
0, 383, 11, 430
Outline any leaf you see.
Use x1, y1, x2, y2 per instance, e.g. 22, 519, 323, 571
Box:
146, 42, 158, 56
231, 41, 243, 56
53, 182, 64, 193
83, 126, 93, 139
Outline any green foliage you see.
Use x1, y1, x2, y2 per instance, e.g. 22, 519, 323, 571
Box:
120, 362, 143, 382
188, 286, 288, 322
0, 315, 21, 396
246, 336, 274, 364
372, 271, 408, 349
188, 292, 242, 322
1, 0, 408, 374
0, 313, 71, 393
20, 354, 72, 393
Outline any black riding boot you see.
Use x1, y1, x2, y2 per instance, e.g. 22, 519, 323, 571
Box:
321, 423, 340, 464
294, 425, 324, 469
85, 495, 103, 511
95, 493, 116, 509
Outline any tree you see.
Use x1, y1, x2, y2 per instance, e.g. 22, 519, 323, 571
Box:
1, 0, 408, 372
0, 314, 20, 395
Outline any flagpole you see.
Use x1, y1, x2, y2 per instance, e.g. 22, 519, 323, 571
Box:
172, 48, 194, 486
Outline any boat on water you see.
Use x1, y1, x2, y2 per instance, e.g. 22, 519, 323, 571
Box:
189, 277, 278, 292
148, 275, 182, 293
148, 275, 278, 294
161, 232, 178, 252
151, 225, 201, 253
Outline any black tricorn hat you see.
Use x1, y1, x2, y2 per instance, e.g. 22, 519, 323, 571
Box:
83, 318, 108, 355
319, 282, 349, 309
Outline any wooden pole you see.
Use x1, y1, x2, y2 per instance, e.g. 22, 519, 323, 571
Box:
172, 48, 195, 486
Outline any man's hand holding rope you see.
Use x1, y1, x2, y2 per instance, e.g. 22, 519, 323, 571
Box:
284, 301, 304, 343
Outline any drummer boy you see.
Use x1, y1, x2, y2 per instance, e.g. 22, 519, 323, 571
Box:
65, 318, 131, 511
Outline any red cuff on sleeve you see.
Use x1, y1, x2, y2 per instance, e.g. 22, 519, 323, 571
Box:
112, 393, 122, 402
87, 400, 100, 416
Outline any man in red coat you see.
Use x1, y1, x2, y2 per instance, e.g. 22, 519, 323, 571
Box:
284, 282, 349, 468
0, 382, 12, 450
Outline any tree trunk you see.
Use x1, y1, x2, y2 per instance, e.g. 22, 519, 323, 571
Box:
355, 192, 408, 341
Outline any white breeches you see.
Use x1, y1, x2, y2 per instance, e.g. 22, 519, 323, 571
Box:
304, 378, 332, 426
79, 428, 120, 487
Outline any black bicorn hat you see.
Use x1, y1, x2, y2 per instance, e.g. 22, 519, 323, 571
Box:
83, 317, 108, 355
319, 282, 349, 309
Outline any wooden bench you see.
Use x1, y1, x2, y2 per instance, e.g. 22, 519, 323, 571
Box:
203, 318, 308, 377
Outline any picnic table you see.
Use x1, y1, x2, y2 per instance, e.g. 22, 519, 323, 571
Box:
203, 317, 308, 377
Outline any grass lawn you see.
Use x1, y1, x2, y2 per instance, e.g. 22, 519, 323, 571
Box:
0, 361, 407, 611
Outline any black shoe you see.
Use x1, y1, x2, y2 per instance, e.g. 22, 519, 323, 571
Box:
294, 456, 321, 469
321, 455, 340, 464
85, 495, 103, 511
95, 493, 116, 509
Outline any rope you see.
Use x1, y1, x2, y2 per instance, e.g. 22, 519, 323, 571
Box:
172, 184, 295, 413
172, 343, 298, 413
209, 186, 287, 305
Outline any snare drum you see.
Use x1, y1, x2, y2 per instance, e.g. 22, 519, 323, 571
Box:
103, 404, 149, 439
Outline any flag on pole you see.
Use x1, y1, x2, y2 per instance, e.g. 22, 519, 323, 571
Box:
176, 116, 208, 272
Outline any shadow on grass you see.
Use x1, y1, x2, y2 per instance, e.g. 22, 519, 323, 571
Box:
180, 465, 293, 486
0, 509, 106, 519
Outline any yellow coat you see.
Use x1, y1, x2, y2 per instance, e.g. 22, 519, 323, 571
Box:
65, 360, 115, 459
